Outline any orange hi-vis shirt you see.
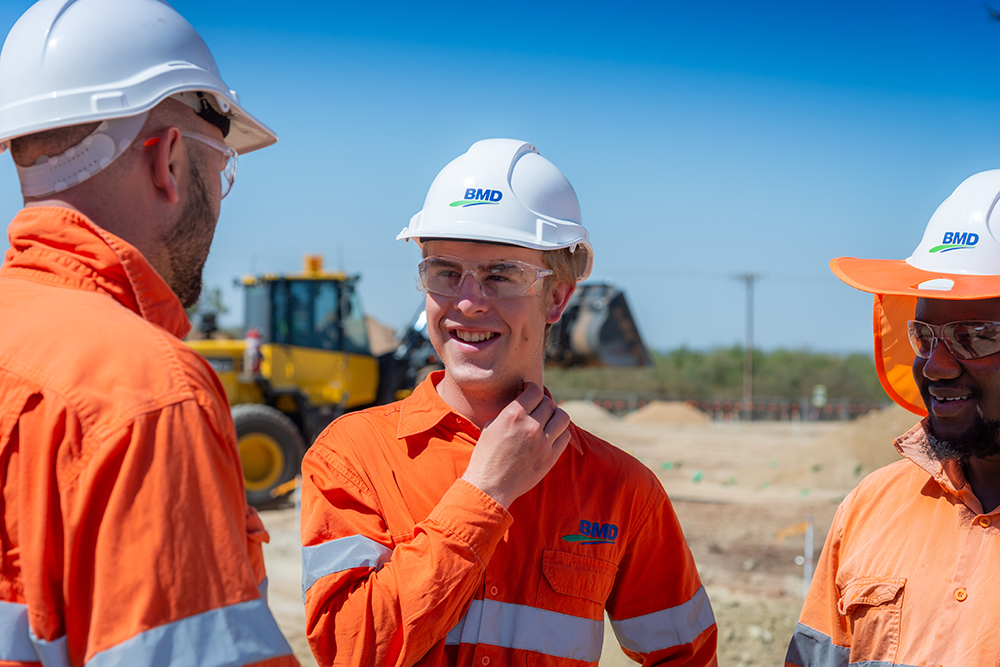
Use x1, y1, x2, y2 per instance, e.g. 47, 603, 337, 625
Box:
786, 420, 1000, 667
301, 372, 717, 667
0, 207, 297, 667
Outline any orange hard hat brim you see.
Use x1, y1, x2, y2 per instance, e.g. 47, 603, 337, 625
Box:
833, 256, 1000, 417
832, 257, 1000, 299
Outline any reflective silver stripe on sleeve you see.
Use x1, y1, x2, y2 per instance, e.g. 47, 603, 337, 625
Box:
301, 534, 392, 599
0, 600, 37, 661
86, 598, 292, 667
258, 576, 268, 603
29, 628, 70, 667
445, 599, 604, 662
785, 622, 849, 667
610, 585, 715, 654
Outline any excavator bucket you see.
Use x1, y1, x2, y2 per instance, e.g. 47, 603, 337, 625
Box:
546, 282, 650, 368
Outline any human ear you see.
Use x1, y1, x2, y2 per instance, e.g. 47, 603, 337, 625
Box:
545, 282, 576, 324
151, 127, 182, 204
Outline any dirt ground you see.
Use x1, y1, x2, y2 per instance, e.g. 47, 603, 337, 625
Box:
258, 402, 921, 666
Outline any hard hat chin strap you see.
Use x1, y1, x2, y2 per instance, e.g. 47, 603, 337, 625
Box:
16, 111, 149, 198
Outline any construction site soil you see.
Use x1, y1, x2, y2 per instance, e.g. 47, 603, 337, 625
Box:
259, 402, 921, 666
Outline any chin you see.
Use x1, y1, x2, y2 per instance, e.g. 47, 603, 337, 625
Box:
925, 414, 1000, 462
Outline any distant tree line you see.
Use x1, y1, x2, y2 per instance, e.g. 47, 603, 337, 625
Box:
545, 346, 888, 404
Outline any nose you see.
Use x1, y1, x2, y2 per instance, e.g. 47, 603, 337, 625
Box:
453, 272, 489, 312
920, 336, 962, 381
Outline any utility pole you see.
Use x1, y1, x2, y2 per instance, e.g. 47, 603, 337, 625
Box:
734, 273, 759, 422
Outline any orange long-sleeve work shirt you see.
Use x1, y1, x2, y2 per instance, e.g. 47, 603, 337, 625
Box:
0, 207, 297, 666
301, 372, 717, 666
786, 420, 1000, 666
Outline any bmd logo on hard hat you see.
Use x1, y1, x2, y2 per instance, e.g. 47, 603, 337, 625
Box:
450, 188, 503, 207
930, 232, 980, 253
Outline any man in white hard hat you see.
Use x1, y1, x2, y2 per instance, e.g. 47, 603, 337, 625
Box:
785, 170, 1000, 667
300, 139, 718, 666
0, 1, 297, 665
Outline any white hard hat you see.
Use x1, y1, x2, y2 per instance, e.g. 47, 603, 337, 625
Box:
0, 0, 276, 155
832, 169, 1000, 416
398, 138, 593, 281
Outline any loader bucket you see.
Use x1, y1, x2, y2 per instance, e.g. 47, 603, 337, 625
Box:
546, 282, 650, 368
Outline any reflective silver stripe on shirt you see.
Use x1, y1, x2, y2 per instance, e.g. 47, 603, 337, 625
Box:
610, 585, 715, 654
785, 622, 849, 667
301, 534, 392, 599
29, 629, 69, 667
258, 576, 268, 603
445, 599, 604, 662
86, 597, 292, 667
0, 600, 37, 661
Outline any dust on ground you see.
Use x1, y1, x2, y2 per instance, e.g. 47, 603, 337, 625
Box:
260, 403, 920, 667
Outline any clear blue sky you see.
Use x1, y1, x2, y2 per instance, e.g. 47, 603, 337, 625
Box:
4, 0, 1000, 353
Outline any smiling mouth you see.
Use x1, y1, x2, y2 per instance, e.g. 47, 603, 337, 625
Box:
453, 330, 498, 343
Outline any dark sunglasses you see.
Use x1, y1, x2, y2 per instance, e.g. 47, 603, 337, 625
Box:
906, 320, 1000, 360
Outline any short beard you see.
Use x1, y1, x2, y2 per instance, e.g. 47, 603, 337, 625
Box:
161, 156, 216, 308
925, 413, 1000, 463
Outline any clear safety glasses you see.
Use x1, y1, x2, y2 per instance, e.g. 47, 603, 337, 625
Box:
907, 320, 1000, 360
417, 255, 554, 300
134, 131, 238, 198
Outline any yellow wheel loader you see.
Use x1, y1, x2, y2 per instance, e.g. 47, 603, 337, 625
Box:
188, 256, 649, 507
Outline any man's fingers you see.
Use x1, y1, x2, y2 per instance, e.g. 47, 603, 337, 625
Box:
553, 429, 572, 456
544, 406, 570, 437
513, 381, 544, 413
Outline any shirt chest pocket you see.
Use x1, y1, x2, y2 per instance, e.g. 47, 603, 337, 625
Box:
838, 576, 905, 665
536, 549, 617, 617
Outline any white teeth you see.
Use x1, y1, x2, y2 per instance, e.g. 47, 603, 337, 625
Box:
455, 330, 497, 343
939, 396, 969, 402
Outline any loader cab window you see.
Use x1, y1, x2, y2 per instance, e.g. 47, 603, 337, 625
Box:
269, 278, 369, 353
340, 286, 370, 355
244, 283, 271, 342
313, 281, 341, 350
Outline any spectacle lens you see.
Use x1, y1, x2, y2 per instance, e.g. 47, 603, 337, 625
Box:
179, 132, 238, 199
417, 255, 554, 299
907, 320, 1000, 360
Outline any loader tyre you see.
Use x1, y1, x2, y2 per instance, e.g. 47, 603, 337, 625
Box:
231, 404, 306, 508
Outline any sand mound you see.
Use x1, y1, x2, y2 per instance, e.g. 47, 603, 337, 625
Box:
560, 400, 618, 424
840, 403, 921, 471
624, 400, 709, 424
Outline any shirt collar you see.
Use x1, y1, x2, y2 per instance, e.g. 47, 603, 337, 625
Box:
2, 206, 191, 339
397, 370, 474, 439
396, 372, 585, 457
895, 419, 983, 514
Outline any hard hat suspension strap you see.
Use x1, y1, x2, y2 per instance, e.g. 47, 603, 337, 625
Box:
15, 111, 149, 198
171, 92, 231, 139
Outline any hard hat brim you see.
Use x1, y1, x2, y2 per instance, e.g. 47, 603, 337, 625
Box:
832, 256, 1000, 299
832, 256, 1000, 418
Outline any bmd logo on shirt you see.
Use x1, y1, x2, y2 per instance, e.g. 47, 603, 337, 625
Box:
562, 519, 618, 545
450, 188, 503, 208
930, 232, 980, 253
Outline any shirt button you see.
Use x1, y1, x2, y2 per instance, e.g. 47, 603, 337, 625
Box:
489, 585, 499, 597
979, 516, 992, 528
955, 588, 968, 602
481, 657, 490, 666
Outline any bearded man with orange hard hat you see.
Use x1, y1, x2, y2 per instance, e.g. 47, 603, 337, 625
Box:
0, 1, 298, 665
300, 139, 718, 666
786, 171, 1000, 666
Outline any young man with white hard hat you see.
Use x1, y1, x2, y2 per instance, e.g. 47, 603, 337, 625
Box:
785, 170, 1000, 666
0, 1, 297, 665
301, 139, 718, 666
